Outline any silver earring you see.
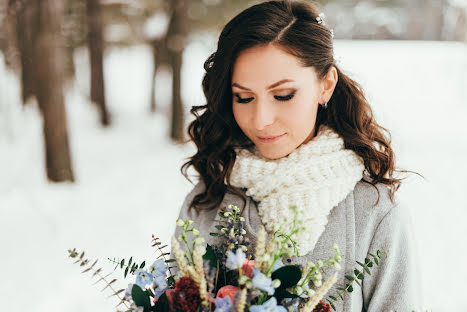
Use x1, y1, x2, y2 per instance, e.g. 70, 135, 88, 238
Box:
322, 102, 328, 109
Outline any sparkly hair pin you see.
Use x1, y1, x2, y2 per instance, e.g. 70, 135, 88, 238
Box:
316, 12, 335, 39
316, 12, 326, 26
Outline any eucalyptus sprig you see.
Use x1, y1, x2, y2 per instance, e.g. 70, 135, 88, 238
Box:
67, 248, 129, 310
326, 249, 388, 311
107, 256, 146, 279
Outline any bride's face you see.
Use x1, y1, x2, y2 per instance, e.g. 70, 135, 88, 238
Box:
231, 43, 336, 160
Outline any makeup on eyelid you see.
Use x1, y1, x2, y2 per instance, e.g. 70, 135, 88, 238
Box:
233, 89, 297, 103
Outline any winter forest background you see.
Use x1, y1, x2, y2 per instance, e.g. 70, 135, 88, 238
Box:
0, 0, 466, 311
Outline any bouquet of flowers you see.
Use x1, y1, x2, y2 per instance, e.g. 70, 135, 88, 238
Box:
68, 204, 386, 312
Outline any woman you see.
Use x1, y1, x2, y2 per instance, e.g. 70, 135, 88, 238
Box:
174, 1, 424, 311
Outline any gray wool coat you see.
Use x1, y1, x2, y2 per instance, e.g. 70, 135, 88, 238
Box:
172, 179, 425, 312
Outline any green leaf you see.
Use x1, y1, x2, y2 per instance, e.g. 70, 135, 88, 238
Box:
124, 266, 129, 278
140, 261, 145, 269
167, 276, 175, 287
345, 275, 354, 281
354, 269, 360, 276
329, 301, 336, 310
165, 259, 176, 263
374, 258, 379, 265
377, 250, 382, 258
120, 259, 124, 268
364, 267, 371, 275
329, 295, 337, 300
347, 284, 353, 292
336, 287, 345, 291
356, 261, 365, 268
364, 258, 371, 264
271, 265, 302, 289
203, 244, 218, 269
215, 225, 224, 230
131, 284, 151, 310
354, 279, 361, 287
129, 257, 133, 267
154, 292, 170, 312
273, 288, 298, 303
209, 233, 219, 236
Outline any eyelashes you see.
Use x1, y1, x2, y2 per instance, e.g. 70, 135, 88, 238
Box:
234, 90, 296, 104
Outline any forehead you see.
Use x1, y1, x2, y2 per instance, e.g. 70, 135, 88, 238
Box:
231, 44, 317, 87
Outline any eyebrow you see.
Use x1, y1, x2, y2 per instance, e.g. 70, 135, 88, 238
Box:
231, 79, 295, 91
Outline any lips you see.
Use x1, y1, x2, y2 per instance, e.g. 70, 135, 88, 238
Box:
257, 133, 286, 143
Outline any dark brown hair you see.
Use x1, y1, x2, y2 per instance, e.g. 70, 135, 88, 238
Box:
181, 0, 420, 212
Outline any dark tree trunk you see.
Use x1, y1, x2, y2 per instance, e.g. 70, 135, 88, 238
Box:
150, 38, 170, 113
166, 0, 187, 142
86, 0, 110, 126
8, 0, 38, 104
34, 0, 75, 182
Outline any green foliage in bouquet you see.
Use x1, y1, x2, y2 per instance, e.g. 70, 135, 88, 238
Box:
326, 249, 388, 311
68, 204, 388, 312
107, 256, 146, 279
67, 248, 129, 310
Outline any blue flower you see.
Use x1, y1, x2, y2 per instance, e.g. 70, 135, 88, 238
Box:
249, 297, 287, 312
149, 259, 168, 276
135, 269, 155, 288
214, 296, 234, 312
153, 274, 168, 298
226, 248, 246, 270
124, 283, 134, 300
252, 269, 274, 295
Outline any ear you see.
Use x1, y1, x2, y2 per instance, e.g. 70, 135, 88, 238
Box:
320, 66, 338, 104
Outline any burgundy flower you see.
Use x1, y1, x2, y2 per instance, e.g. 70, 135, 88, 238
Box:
170, 277, 201, 312
312, 300, 332, 312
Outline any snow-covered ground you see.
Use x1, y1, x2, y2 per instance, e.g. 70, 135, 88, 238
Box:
0, 37, 466, 311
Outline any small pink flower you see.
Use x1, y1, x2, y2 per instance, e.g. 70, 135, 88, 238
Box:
242, 260, 255, 278
216, 285, 240, 303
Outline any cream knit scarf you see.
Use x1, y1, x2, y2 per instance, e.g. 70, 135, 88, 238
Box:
229, 125, 365, 256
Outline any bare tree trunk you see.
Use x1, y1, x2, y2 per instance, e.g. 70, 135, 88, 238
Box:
34, 0, 74, 182
7, 0, 38, 104
166, 0, 187, 142
86, 0, 110, 126
150, 38, 170, 113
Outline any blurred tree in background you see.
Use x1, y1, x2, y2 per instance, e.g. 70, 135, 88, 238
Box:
0, 0, 465, 182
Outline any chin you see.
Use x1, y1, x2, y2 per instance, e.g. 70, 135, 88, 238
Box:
257, 146, 291, 160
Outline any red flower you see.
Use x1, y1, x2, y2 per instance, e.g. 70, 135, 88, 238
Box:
312, 300, 332, 312
242, 260, 255, 278
216, 285, 240, 303
170, 277, 201, 312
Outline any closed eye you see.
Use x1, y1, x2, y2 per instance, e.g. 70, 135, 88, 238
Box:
234, 94, 254, 104
274, 90, 296, 101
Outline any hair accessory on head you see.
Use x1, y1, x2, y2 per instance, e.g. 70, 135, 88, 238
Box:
316, 12, 335, 39
316, 12, 326, 25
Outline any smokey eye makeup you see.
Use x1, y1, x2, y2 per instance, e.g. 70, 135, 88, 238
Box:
233, 90, 297, 104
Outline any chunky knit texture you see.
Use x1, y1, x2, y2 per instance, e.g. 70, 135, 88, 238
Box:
229, 125, 365, 256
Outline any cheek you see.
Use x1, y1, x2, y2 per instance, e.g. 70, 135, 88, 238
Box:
282, 97, 318, 129
232, 104, 249, 132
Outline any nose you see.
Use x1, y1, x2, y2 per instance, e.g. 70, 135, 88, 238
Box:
253, 101, 275, 131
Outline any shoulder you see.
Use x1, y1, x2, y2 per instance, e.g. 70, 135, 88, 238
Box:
351, 180, 409, 251
178, 180, 206, 220
352, 180, 401, 224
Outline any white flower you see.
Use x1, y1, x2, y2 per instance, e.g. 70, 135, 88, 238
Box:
226, 248, 246, 270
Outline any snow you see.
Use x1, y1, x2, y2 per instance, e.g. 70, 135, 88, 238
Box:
0, 37, 466, 311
